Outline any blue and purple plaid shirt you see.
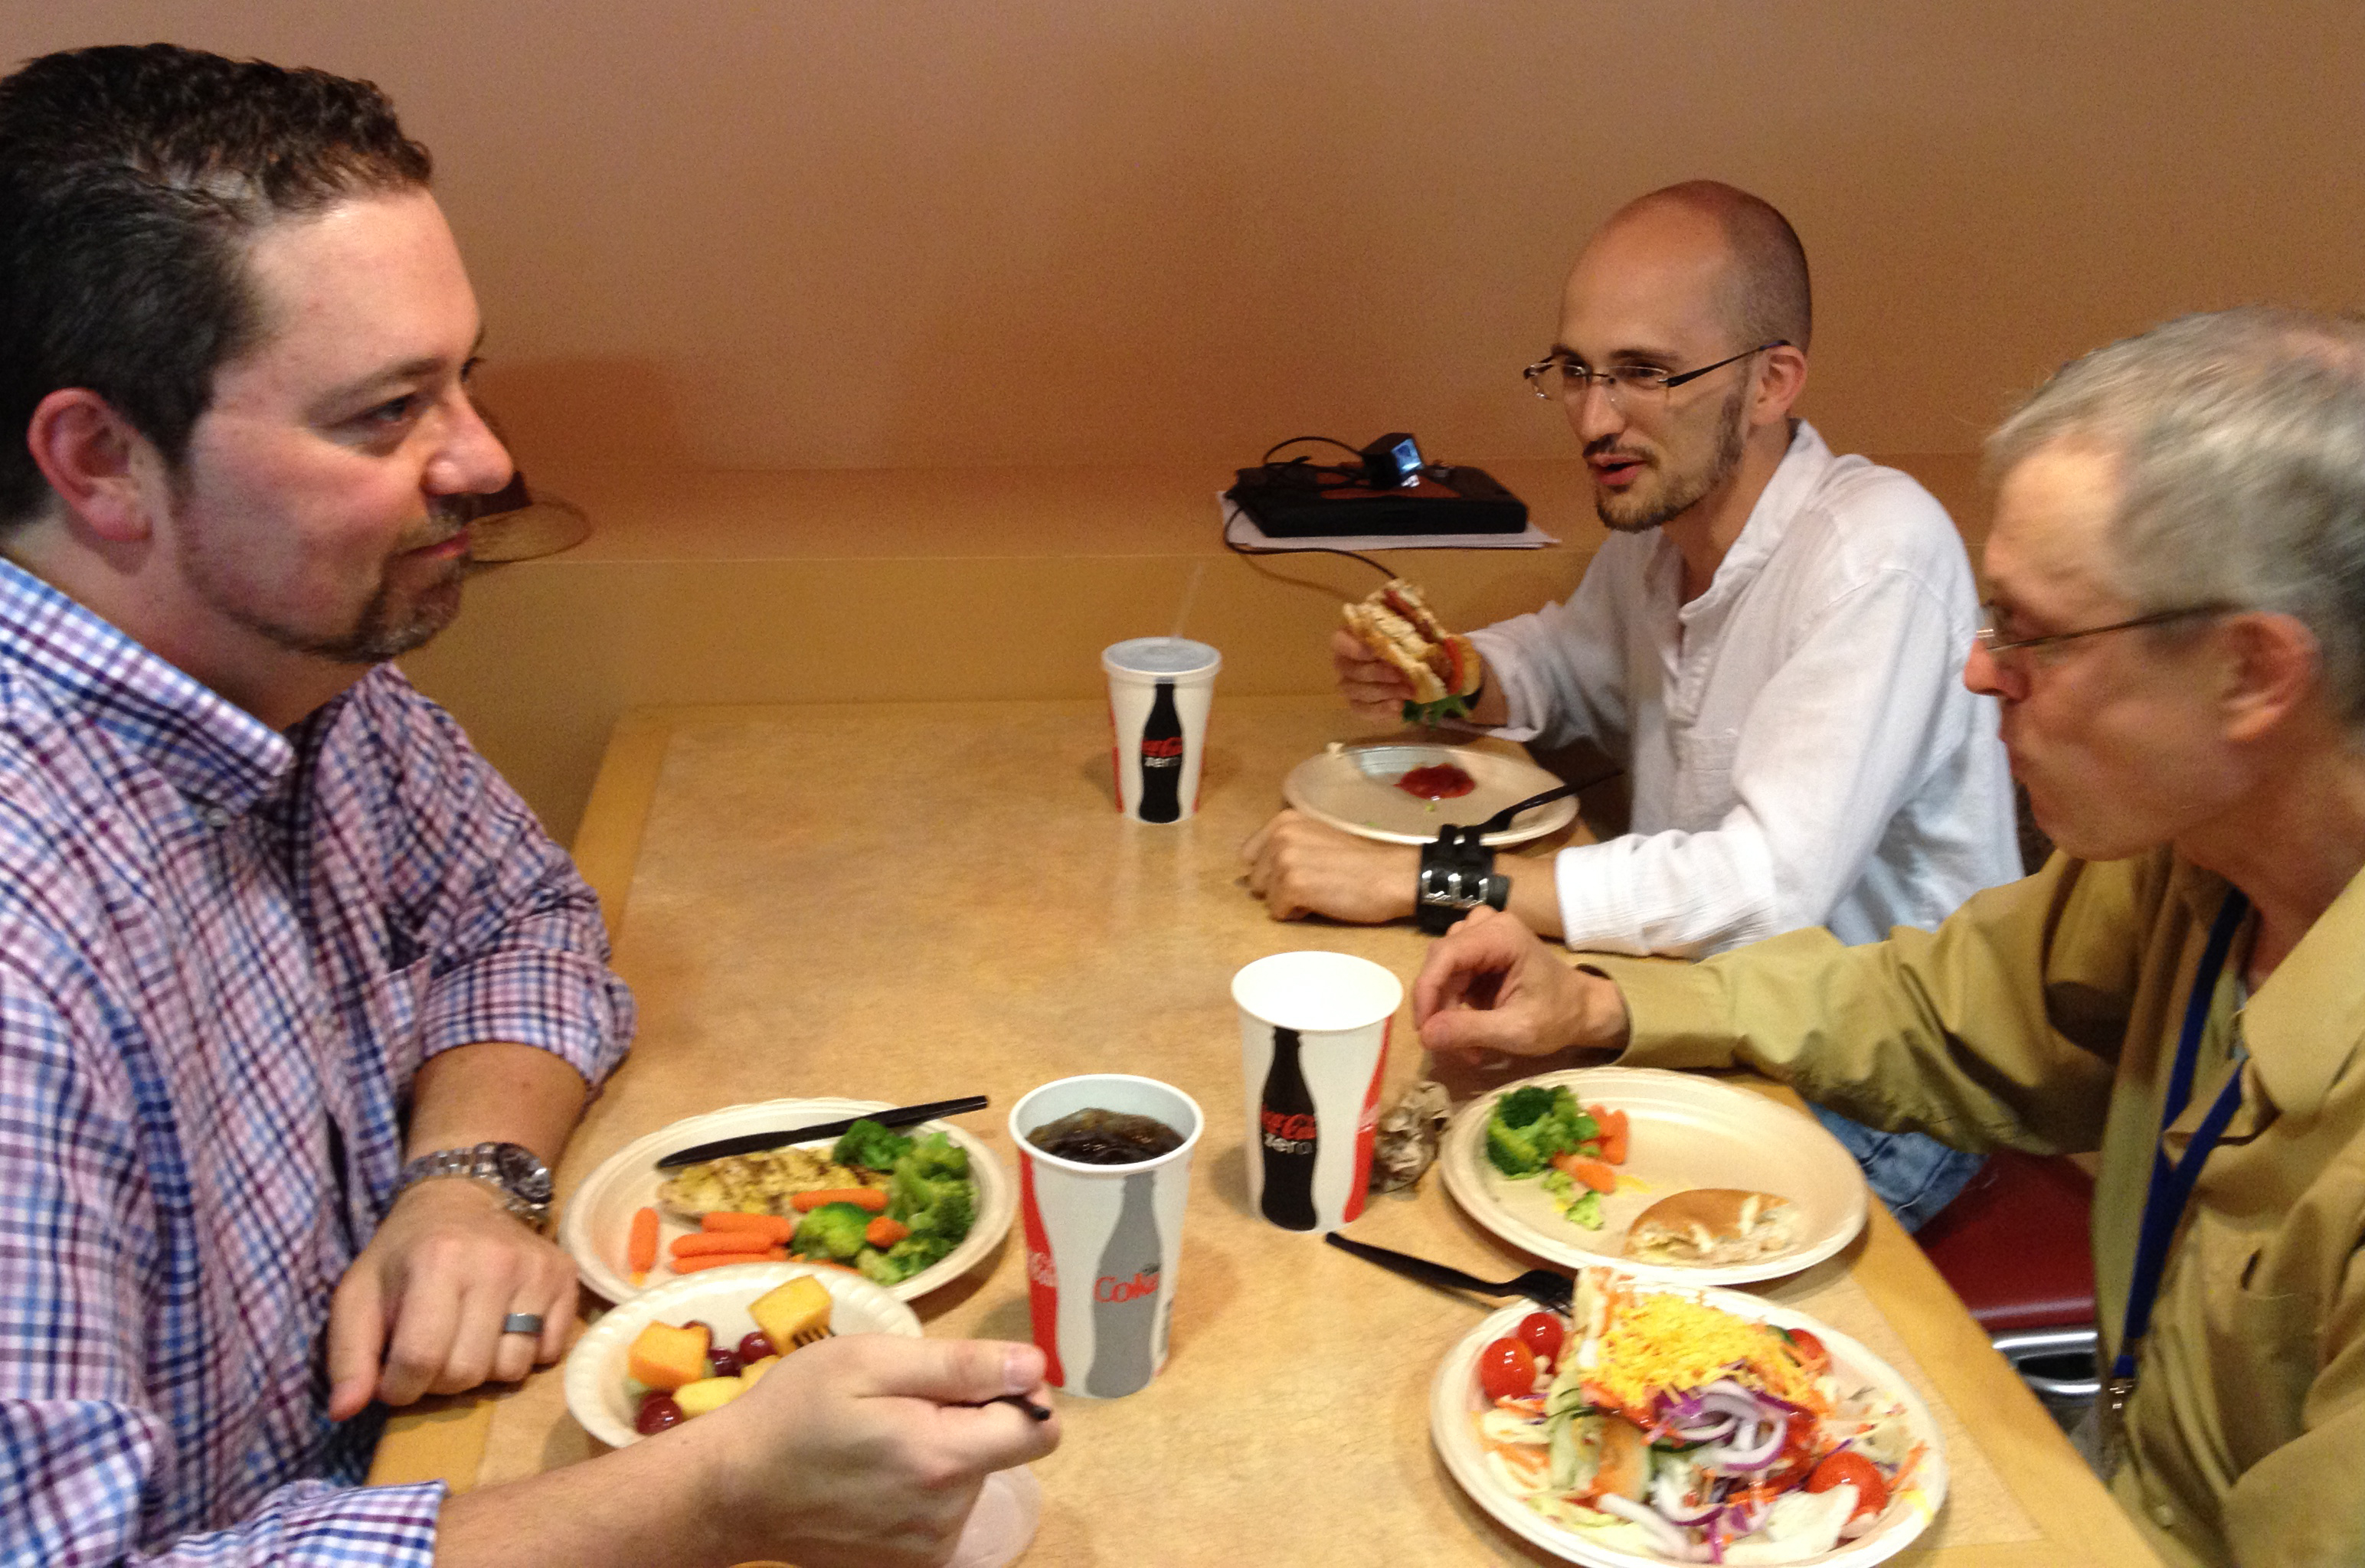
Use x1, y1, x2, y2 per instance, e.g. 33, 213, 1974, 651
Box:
0, 562, 634, 1564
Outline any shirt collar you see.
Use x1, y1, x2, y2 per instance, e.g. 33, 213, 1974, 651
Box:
1672, 420, 1832, 618
0, 559, 294, 815
2200, 854, 2365, 1120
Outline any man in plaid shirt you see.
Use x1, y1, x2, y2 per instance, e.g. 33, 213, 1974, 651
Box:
0, 44, 1055, 1567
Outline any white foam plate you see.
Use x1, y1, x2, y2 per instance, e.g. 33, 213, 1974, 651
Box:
558, 1096, 1012, 1304
1282, 742, 1578, 846
1430, 1283, 1946, 1566
1438, 1067, 1866, 1286
565, 1259, 921, 1449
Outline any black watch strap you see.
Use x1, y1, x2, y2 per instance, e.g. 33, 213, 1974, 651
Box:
1416, 825, 1510, 935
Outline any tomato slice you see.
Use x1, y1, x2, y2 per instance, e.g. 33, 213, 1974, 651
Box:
1784, 1327, 1830, 1375
1806, 1450, 1891, 1521
1477, 1337, 1539, 1402
1513, 1311, 1566, 1366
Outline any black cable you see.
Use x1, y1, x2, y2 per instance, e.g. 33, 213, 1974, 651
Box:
1220, 507, 1396, 579
1261, 435, 1367, 466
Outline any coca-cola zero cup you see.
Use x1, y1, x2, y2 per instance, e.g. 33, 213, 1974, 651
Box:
1102, 638, 1220, 824
1010, 1073, 1203, 1398
1233, 951, 1402, 1232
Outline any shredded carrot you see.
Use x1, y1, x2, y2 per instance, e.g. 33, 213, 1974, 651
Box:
672, 1246, 788, 1273
627, 1207, 659, 1286
672, 1231, 783, 1259
865, 1216, 911, 1248
790, 1187, 888, 1214
700, 1211, 794, 1243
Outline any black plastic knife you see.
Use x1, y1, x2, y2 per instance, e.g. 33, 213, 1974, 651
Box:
654, 1095, 989, 1170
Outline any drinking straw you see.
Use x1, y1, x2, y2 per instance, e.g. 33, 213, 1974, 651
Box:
1169, 560, 1207, 639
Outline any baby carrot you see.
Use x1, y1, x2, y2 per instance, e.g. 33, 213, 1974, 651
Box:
701, 1211, 794, 1243
1553, 1152, 1618, 1194
627, 1206, 659, 1286
671, 1246, 789, 1274
672, 1231, 783, 1259
1587, 1106, 1631, 1165
865, 1216, 911, 1249
789, 1187, 888, 1214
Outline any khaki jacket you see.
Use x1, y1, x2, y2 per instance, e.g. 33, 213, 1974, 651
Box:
1593, 848, 2365, 1567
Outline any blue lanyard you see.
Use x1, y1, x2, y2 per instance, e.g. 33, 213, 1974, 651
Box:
2112, 890, 2252, 1383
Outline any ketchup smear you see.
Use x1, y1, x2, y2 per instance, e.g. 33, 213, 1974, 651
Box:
1397, 763, 1476, 800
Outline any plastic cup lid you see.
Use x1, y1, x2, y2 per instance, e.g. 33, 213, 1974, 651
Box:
1102, 637, 1222, 678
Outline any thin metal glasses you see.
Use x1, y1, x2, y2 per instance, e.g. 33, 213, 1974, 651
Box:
1974, 602, 2235, 669
1523, 339, 1788, 412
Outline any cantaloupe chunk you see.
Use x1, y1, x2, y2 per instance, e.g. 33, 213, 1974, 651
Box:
626, 1319, 711, 1391
750, 1275, 832, 1351
739, 1354, 782, 1386
674, 1375, 747, 1417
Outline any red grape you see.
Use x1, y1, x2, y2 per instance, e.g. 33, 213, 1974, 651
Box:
634, 1392, 685, 1435
738, 1331, 777, 1364
706, 1344, 743, 1378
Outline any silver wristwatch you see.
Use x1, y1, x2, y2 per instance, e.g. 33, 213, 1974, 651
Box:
392, 1141, 554, 1230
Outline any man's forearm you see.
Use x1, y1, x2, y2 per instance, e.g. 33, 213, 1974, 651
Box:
404, 1041, 589, 1165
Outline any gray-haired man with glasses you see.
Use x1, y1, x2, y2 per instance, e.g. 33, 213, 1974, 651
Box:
1244, 181, 2021, 1229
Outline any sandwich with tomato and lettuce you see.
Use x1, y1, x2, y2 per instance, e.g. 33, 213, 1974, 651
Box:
1343, 577, 1484, 724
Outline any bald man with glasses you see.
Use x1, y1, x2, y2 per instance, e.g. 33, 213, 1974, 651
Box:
1243, 181, 2021, 1230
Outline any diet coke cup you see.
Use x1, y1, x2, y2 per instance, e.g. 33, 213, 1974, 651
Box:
1103, 638, 1220, 824
1234, 951, 1402, 1232
1010, 1075, 1202, 1398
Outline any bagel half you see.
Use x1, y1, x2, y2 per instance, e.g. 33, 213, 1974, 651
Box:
1622, 1188, 1797, 1267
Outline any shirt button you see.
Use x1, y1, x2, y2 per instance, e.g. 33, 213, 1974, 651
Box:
2151, 1503, 2176, 1527
201, 805, 231, 829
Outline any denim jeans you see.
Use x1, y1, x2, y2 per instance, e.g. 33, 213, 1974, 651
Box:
1807, 1103, 1984, 1233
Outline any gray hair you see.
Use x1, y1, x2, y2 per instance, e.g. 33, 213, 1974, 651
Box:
1987, 306, 2365, 733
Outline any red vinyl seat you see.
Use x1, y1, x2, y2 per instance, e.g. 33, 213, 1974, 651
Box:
1915, 1148, 2100, 1405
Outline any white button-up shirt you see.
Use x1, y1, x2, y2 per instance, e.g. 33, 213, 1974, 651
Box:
1471, 421, 2020, 956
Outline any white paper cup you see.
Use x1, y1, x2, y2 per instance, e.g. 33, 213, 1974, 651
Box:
1234, 951, 1402, 1232
1103, 637, 1220, 824
1010, 1074, 1203, 1397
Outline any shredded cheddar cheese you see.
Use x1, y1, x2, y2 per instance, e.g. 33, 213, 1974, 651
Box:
1589, 1289, 1826, 1415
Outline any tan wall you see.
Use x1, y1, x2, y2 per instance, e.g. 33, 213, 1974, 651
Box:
14, 3, 2364, 472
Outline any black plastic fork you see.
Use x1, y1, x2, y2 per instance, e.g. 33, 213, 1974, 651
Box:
1324, 1233, 1572, 1314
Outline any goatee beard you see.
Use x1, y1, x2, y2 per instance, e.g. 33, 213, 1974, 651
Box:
1595, 383, 1751, 534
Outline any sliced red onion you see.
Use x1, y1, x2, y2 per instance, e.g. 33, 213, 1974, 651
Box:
1718, 1416, 1786, 1472
1595, 1494, 1701, 1560
1651, 1469, 1724, 1528
1669, 1415, 1739, 1445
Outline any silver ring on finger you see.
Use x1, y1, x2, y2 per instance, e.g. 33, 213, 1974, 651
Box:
502, 1312, 545, 1337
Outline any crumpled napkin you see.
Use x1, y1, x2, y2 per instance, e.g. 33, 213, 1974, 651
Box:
1368, 1080, 1453, 1192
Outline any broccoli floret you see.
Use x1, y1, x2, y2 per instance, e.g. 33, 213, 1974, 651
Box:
1486, 1116, 1546, 1177
901, 1132, 969, 1181
888, 1163, 947, 1222
1562, 1188, 1605, 1230
832, 1118, 914, 1171
854, 1246, 902, 1285
885, 1233, 953, 1274
788, 1200, 872, 1261
909, 1183, 975, 1243
1496, 1086, 1557, 1129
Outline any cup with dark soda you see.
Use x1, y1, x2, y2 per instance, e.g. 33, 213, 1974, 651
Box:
1009, 1074, 1202, 1397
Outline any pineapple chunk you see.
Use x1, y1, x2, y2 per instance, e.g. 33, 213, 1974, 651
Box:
750, 1275, 832, 1352
626, 1320, 711, 1392
674, 1375, 748, 1417
740, 1354, 783, 1386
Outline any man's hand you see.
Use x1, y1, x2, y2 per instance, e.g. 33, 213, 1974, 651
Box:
708, 1335, 1061, 1568
1241, 809, 1420, 923
1413, 906, 1631, 1058
325, 1177, 576, 1419
1333, 627, 1415, 723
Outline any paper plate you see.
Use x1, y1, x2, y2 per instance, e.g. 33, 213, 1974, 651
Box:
1430, 1285, 1947, 1566
565, 1259, 922, 1449
1282, 742, 1578, 847
558, 1096, 1012, 1304
1438, 1067, 1866, 1286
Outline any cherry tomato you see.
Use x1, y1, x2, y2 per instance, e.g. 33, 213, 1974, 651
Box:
634, 1392, 685, 1435
738, 1331, 778, 1364
1513, 1312, 1566, 1366
1805, 1450, 1890, 1521
1761, 1413, 1822, 1491
1478, 1337, 1539, 1402
1784, 1327, 1830, 1374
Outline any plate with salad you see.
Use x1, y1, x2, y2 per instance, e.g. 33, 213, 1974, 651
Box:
1438, 1067, 1865, 1286
559, 1097, 1013, 1304
1430, 1269, 1945, 1566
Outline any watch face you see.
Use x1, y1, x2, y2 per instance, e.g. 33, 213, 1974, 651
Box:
486, 1143, 554, 1205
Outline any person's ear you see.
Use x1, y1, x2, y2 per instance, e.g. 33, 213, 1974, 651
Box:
1751, 343, 1808, 428
24, 388, 162, 543
2219, 611, 2321, 743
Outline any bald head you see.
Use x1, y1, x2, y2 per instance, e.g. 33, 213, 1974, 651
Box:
1602, 181, 1812, 353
